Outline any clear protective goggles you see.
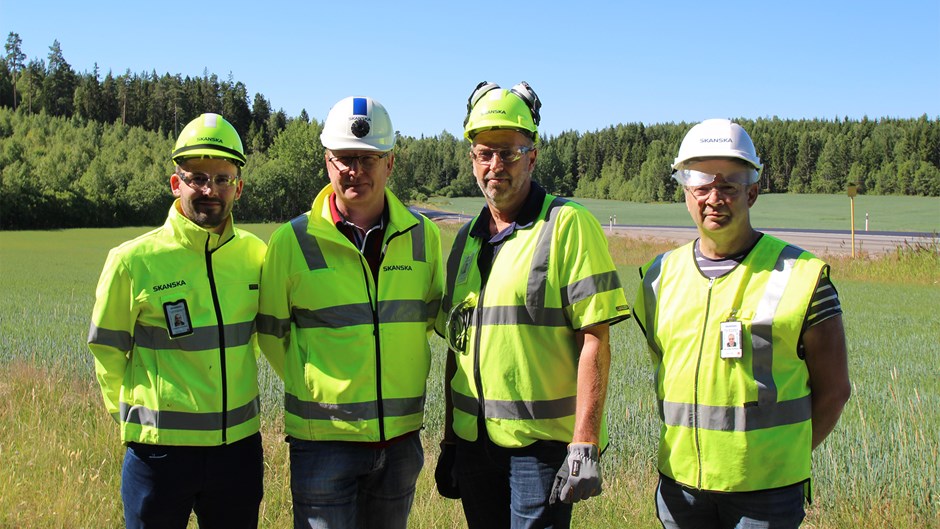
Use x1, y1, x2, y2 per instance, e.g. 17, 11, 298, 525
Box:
673, 168, 759, 187
444, 297, 476, 354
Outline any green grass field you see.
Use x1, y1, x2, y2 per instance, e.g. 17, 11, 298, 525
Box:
1, 210, 938, 528
425, 193, 940, 233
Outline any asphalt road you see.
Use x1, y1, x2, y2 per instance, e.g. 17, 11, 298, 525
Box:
415, 208, 936, 256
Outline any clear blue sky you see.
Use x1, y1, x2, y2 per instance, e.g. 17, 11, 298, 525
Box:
3, 0, 938, 138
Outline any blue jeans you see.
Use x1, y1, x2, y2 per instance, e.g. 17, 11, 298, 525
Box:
288, 433, 424, 529
121, 432, 263, 529
656, 474, 806, 529
455, 436, 572, 529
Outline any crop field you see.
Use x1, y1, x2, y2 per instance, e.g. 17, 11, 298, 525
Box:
425, 194, 940, 233
1, 215, 938, 528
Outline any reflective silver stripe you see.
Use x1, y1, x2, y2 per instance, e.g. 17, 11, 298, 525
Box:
660, 394, 812, 431
293, 303, 373, 328
562, 270, 623, 307
443, 222, 473, 315
256, 313, 290, 338
426, 299, 441, 321
133, 321, 255, 351
452, 390, 575, 420
406, 209, 427, 263
751, 245, 804, 406
291, 214, 328, 271
477, 305, 568, 327
526, 197, 568, 310
285, 393, 424, 421
378, 299, 430, 324
293, 300, 429, 329
452, 391, 479, 416
88, 323, 133, 351
385, 395, 426, 417
641, 251, 670, 359
120, 396, 260, 431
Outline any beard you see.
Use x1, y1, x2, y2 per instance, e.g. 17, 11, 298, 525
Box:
183, 197, 231, 230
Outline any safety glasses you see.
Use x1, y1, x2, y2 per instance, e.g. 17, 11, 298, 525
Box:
178, 170, 239, 190
673, 169, 758, 187
469, 146, 536, 165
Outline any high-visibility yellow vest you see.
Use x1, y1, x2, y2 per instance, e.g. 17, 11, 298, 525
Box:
635, 235, 825, 491
88, 202, 266, 446
440, 194, 629, 448
257, 185, 443, 442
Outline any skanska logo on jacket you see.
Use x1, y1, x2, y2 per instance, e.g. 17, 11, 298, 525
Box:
382, 265, 413, 272
153, 280, 187, 292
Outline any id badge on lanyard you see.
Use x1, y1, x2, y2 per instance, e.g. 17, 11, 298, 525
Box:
720, 309, 743, 359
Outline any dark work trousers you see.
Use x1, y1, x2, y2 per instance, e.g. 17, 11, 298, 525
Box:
121, 432, 264, 529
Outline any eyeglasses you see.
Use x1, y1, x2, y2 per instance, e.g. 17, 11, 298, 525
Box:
328, 152, 390, 171
469, 146, 536, 165
178, 170, 239, 189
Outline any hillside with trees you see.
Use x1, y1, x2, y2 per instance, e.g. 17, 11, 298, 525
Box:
1, 33, 938, 229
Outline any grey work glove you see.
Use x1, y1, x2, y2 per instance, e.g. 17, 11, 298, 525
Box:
549, 443, 602, 504
435, 442, 460, 499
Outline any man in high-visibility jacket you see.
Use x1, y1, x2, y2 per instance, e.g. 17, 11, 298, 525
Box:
256, 96, 443, 529
87, 113, 267, 529
434, 81, 631, 529
633, 119, 852, 528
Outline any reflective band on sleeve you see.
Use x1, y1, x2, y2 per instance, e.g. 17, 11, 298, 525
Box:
87, 323, 133, 351
256, 314, 291, 338
291, 215, 328, 271
477, 305, 568, 327
426, 299, 441, 320
121, 396, 259, 431
660, 394, 812, 431
133, 321, 255, 351
751, 245, 804, 406
452, 389, 576, 420
561, 270, 623, 307
285, 393, 425, 421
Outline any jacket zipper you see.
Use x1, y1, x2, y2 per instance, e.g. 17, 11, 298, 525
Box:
205, 236, 228, 444
365, 227, 412, 442
693, 277, 716, 488
472, 282, 488, 429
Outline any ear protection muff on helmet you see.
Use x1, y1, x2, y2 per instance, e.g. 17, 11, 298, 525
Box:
509, 81, 541, 126
463, 80, 541, 127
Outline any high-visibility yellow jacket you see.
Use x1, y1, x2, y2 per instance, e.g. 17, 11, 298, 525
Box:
87, 202, 266, 446
634, 235, 825, 492
438, 192, 630, 448
257, 185, 443, 442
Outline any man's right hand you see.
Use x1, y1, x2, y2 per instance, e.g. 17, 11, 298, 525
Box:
435, 442, 460, 499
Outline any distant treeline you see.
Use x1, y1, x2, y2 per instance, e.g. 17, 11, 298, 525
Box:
1, 33, 938, 229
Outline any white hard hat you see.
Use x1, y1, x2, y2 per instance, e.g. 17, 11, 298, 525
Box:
320, 96, 395, 152
673, 119, 762, 181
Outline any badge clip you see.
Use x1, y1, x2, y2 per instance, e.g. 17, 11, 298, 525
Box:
720, 310, 743, 359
